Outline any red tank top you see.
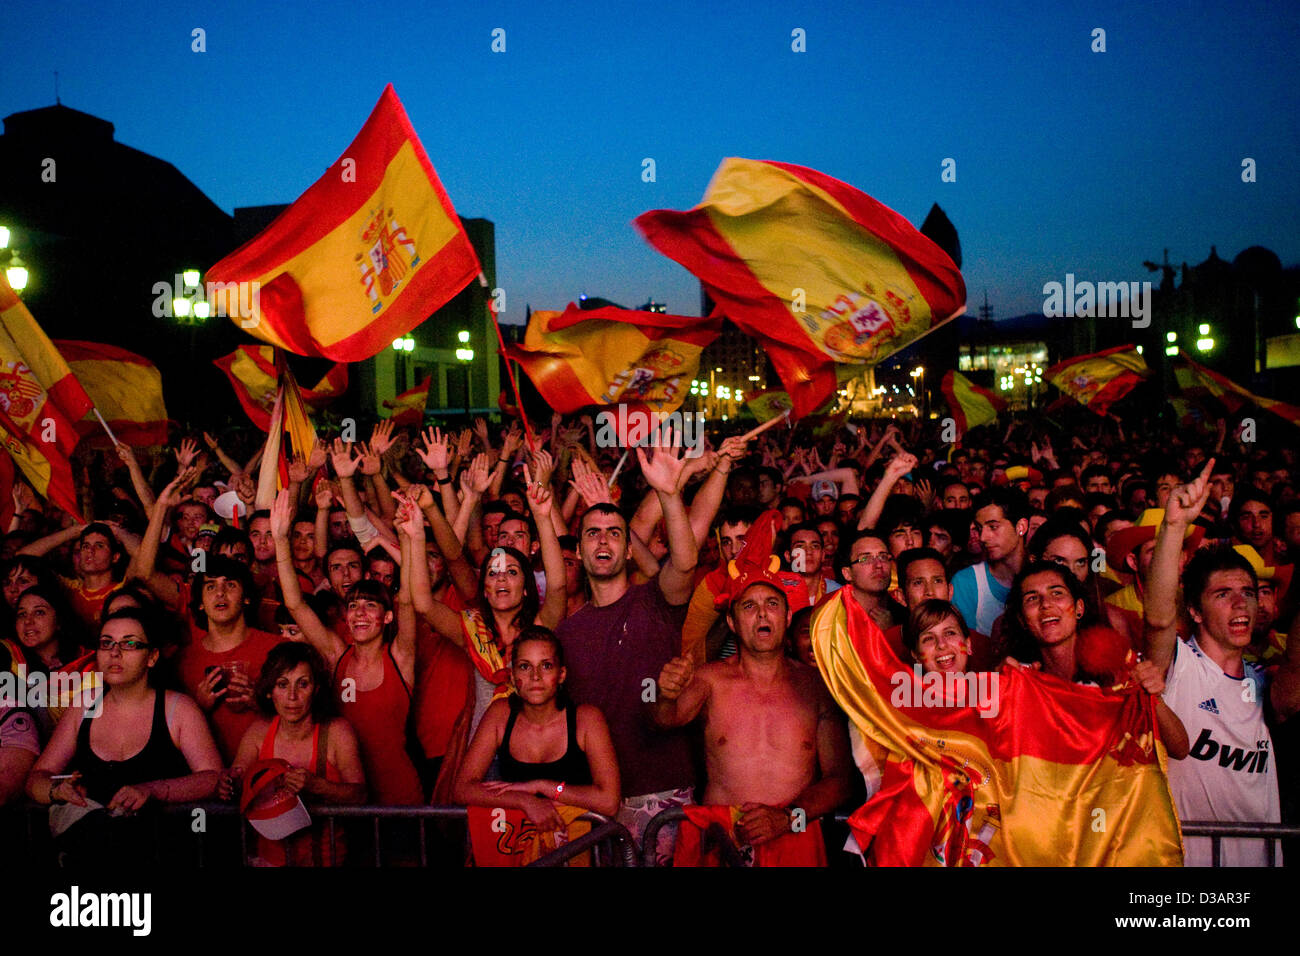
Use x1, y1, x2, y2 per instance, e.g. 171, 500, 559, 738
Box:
333, 645, 423, 805
255, 716, 345, 866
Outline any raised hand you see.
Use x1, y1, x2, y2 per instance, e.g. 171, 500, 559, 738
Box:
1166, 458, 1214, 528
231, 471, 256, 506
287, 454, 310, 484
459, 453, 492, 497
314, 480, 334, 510
884, 451, 918, 482
454, 429, 473, 459
392, 492, 423, 538
330, 439, 360, 479
500, 421, 525, 460
405, 482, 434, 511
637, 435, 688, 495
158, 466, 201, 509
369, 420, 396, 457
306, 438, 328, 472
568, 456, 612, 507
269, 487, 295, 541
528, 447, 555, 488
915, 476, 935, 509
356, 441, 382, 476
174, 437, 200, 469
523, 464, 553, 519
202, 431, 221, 452
417, 426, 451, 473
115, 443, 139, 468
472, 417, 492, 450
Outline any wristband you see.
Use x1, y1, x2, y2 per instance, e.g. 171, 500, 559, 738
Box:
498, 457, 510, 466
437, 476, 453, 486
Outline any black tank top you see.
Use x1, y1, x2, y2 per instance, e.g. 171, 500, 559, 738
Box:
73, 690, 191, 806
497, 700, 592, 786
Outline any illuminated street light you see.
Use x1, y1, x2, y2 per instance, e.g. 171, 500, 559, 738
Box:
1136, 345, 1144, 354
1166, 332, 1177, 343
193, 300, 211, 319
183, 269, 201, 289
455, 347, 474, 361
457, 330, 470, 344
1198, 323, 1210, 335
1165, 345, 1179, 356
173, 297, 191, 317
0, 227, 8, 249
1196, 338, 1215, 352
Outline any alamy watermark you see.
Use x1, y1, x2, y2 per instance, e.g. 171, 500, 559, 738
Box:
1042, 274, 1151, 328
0, 670, 102, 716
151, 273, 261, 328
594, 405, 706, 450
890, 665, 1000, 718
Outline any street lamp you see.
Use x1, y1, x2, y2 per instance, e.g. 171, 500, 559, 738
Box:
0, 225, 30, 292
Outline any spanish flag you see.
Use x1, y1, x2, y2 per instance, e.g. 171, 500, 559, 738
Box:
1044, 344, 1149, 416
206, 85, 480, 361
745, 389, 794, 423
636, 159, 965, 417
213, 345, 347, 431
503, 303, 721, 416
53, 341, 170, 447
811, 589, 1183, 866
0, 275, 92, 519
1173, 349, 1300, 427
383, 375, 431, 427
939, 370, 1005, 435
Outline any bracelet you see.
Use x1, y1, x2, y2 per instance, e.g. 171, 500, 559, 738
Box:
437, 476, 453, 486
498, 457, 510, 466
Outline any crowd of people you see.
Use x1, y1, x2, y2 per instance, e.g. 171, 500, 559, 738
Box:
2, 403, 1298, 867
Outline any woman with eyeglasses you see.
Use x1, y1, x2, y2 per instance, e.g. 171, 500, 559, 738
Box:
26, 607, 222, 864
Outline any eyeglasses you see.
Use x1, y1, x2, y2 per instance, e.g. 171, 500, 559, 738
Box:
850, 553, 892, 565
98, 638, 151, 652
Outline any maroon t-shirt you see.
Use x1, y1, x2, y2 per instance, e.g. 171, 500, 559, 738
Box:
555, 580, 693, 798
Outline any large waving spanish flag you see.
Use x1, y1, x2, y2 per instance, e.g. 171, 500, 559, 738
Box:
1044, 344, 1149, 416
54, 341, 170, 446
206, 85, 481, 361
940, 370, 1005, 435
0, 275, 92, 519
636, 159, 965, 417
503, 303, 721, 416
1174, 349, 1300, 427
214, 345, 347, 431
811, 589, 1183, 866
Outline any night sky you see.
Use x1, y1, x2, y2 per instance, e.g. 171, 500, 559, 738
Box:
4, 0, 1297, 322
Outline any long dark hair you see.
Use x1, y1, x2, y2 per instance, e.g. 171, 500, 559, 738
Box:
477, 545, 539, 649
255, 642, 336, 722
13, 583, 87, 670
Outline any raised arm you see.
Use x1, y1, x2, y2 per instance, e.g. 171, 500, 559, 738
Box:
652, 656, 710, 728
524, 455, 566, 629
271, 487, 345, 667
114, 443, 157, 515
637, 441, 698, 606
124, 468, 200, 607
688, 437, 749, 547
859, 452, 917, 531
1143, 458, 1213, 676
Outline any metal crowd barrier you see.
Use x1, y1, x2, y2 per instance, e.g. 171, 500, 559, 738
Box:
8, 802, 637, 868
10, 802, 1297, 867
640, 807, 1300, 867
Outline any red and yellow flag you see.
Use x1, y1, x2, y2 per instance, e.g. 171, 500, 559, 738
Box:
1174, 349, 1300, 426
636, 158, 966, 417
745, 388, 794, 423
383, 375, 431, 427
503, 303, 721, 416
206, 85, 480, 361
811, 589, 1183, 866
0, 275, 93, 519
940, 370, 1006, 435
213, 345, 346, 431
1044, 344, 1149, 416
53, 340, 170, 446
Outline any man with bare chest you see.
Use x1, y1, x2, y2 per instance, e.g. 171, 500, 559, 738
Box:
653, 555, 852, 865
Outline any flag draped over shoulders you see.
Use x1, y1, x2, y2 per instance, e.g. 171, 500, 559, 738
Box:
636, 158, 965, 417
811, 589, 1183, 866
206, 84, 480, 361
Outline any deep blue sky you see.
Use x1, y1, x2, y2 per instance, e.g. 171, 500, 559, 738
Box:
4, 0, 1297, 322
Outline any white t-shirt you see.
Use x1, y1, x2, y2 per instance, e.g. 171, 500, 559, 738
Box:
1162, 635, 1281, 867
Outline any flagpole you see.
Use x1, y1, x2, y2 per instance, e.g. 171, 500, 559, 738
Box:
607, 449, 629, 489
738, 409, 790, 443
484, 277, 537, 452
91, 407, 119, 445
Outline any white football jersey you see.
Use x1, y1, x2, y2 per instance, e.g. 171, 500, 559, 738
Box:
1162, 636, 1281, 867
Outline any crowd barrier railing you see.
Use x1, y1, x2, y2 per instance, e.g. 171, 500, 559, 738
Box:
640, 807, 1300, 867
8, 802, 638, 868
